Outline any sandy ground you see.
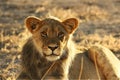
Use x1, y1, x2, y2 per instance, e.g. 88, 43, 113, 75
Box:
0, 0, 120, 79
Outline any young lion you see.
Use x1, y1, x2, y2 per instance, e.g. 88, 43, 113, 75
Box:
18, 16, 78, 79
17, 16, 120, 80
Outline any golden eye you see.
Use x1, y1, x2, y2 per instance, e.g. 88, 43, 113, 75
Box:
58, 32, 64, 38
41, 32, 47, 38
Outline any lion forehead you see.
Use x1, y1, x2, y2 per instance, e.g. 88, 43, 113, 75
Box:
39, 19, 67, 36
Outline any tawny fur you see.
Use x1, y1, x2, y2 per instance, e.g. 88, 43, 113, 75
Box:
88, 45, 120, 80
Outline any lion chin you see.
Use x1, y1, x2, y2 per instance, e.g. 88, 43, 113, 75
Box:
46, 56, 60, 61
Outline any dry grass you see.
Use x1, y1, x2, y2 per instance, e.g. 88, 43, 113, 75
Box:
47, 8, 79, 20
75, 34, 120, 51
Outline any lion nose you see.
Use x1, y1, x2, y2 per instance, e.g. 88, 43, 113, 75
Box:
48, 46, 58, 51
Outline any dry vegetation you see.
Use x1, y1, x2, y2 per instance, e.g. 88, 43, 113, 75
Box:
0, 0, 120, 79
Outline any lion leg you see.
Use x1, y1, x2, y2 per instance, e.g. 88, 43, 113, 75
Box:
69, 52, 105, 79
88, 45, 120, 80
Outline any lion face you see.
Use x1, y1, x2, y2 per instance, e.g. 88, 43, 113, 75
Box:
25, 16, 78, 61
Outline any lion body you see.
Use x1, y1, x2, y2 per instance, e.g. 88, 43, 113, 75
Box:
17, 16, 120, 80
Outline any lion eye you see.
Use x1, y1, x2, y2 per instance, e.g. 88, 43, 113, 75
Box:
58, 32, 64, 38
41, 32, 47, 38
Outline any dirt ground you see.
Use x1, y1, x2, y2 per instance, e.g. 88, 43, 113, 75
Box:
0, 0, 120, 79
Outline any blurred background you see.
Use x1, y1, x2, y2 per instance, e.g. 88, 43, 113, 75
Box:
0, 0, 120, 79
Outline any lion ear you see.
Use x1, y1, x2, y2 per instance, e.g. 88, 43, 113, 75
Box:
25, 16, 42, 33
62, 18, 78, 34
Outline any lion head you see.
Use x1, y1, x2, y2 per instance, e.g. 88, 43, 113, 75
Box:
25, 16, 78, 61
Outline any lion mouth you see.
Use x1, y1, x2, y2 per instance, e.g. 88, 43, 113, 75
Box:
43, 52, 60, 57
43, 53, 60, 61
